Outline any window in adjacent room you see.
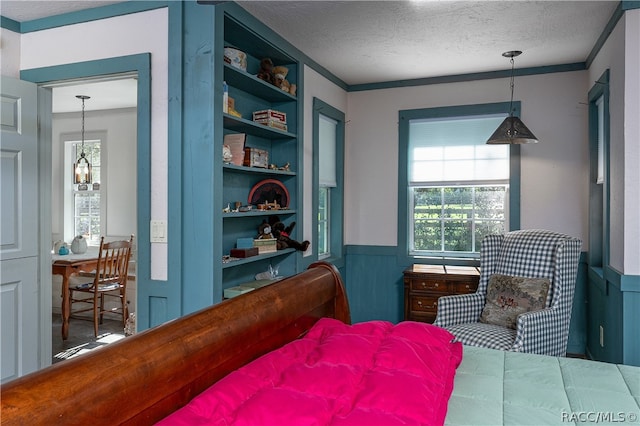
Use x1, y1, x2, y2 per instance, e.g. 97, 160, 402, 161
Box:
65, 135, 103, 246
313, 98, 344, 263
398, 103, 521, 259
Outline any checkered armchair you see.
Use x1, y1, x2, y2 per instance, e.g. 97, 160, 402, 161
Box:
434, 229, 581, 356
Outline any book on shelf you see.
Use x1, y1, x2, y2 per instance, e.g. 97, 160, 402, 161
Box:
223, 133, 246, 166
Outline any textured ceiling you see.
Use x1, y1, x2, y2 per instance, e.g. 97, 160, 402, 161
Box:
1, 0, 620, 109
238, 1, 618, 85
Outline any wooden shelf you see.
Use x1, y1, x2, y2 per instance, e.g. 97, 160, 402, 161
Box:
222, 248, 296, 269
224, 64, 296, 103
223, 163, 295, 176
223, 209, 296, 219
223, 114, 296, 139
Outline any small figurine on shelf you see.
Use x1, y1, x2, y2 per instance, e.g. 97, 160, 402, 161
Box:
257, 221, 274, 239
269, 215, 310, 252
269, 162, 291, 171
223, 144, 233, 164
223, 203, 231, 213
256, 58, 274, 84
272, 65, 294, 94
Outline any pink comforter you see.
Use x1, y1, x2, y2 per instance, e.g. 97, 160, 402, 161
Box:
158, 318, 463, 426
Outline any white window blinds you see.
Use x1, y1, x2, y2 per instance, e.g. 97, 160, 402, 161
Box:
408, 115, 509, 184
319, 114, 338, 187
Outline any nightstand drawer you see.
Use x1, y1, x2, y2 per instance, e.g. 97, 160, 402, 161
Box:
408, 278, 447, 293
410, 295, 439, 313
451, 281, 478, 294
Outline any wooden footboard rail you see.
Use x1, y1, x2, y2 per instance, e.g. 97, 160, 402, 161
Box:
1, 262, 350, 425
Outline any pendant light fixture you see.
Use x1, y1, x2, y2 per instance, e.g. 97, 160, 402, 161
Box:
486, 51, 539, 144
73, 95, 92, 184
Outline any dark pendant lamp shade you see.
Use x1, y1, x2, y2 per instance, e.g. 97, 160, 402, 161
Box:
486, 116, 539, 144
487, 50, 539, 145
73, 95, 92, 184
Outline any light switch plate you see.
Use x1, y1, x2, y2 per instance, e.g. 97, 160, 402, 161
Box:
150, 220, 168, 243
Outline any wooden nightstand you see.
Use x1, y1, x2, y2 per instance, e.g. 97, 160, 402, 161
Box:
403, 264, 480, 323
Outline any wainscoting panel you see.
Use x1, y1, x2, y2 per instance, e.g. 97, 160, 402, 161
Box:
344, 246, 405, 324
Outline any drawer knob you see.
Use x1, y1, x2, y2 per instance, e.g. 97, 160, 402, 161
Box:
417, 301, 422, 306
465, 284, 470, 289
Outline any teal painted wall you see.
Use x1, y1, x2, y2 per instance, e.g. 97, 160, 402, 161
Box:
345, 245, 589, 355
344, 246, 405, 324
587, 268, 640, 366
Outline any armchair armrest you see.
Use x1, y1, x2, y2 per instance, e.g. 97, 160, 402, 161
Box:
512, 307, 570, 356
434, 293, 485, 327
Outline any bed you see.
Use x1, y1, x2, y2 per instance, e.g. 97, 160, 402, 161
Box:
2, 261, 638, 425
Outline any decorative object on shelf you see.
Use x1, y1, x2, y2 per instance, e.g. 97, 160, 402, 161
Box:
73, 95, 92, 184
253, 109, 288, 131
223, 203, 231, 213
254, 221, 279, 253
236, 237, 254, 249
269, 215, 310, 252
223, 133, 246, 166
269, 162, 290, 171
254, 118, 288, 131
223, 47, 247, 71
256, 58, 274, 84
70, 235, 87, 254
253, 109, 286, 123
92, 182, 100, 190
486, 51, 539, 144
222, 81, 228, 113
256, 221, 275, 239
243, 147, 269, 168
53, 240, 64, 253
248, 179, 289, 209
58, 243, 70, 256
272, 65, 296, 95
256, 264, 280, 280
230, 247, 259, 258
226, 97, 241, 117
222, 144, 233, 164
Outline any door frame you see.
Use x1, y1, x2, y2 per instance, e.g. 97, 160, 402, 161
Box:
21, 54, 152, 353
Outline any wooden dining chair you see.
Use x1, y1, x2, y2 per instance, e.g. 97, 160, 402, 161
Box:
69, 235, 134, 337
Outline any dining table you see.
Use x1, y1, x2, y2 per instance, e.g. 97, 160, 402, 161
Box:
51, 248, 100, 340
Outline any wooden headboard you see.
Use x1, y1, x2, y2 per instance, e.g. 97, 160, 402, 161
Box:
1, 261, 350, 425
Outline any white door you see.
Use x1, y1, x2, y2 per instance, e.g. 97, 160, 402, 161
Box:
1, 76, 40, 383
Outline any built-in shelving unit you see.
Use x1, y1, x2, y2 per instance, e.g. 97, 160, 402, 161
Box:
215, 9, 302, 294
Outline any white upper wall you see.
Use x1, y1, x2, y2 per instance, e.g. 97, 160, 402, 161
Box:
345, 71, 589, 247
0, 28, 20, 77
16, 8, 169, 280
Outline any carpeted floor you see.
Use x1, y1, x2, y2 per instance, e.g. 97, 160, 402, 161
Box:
51, 314, 126, 364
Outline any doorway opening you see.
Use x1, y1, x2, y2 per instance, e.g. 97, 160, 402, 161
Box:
47, 75, 138, 361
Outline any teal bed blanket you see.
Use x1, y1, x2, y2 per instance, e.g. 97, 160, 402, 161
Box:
446, 346, 640, 425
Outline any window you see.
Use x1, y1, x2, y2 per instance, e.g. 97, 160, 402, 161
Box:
313, 98, 344, 264
398, 103, 521, 259
588, 70, 609, 269
66, 135, 103, 246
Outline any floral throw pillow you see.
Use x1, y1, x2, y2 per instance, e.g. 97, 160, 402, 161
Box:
479, 274, 551, 329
